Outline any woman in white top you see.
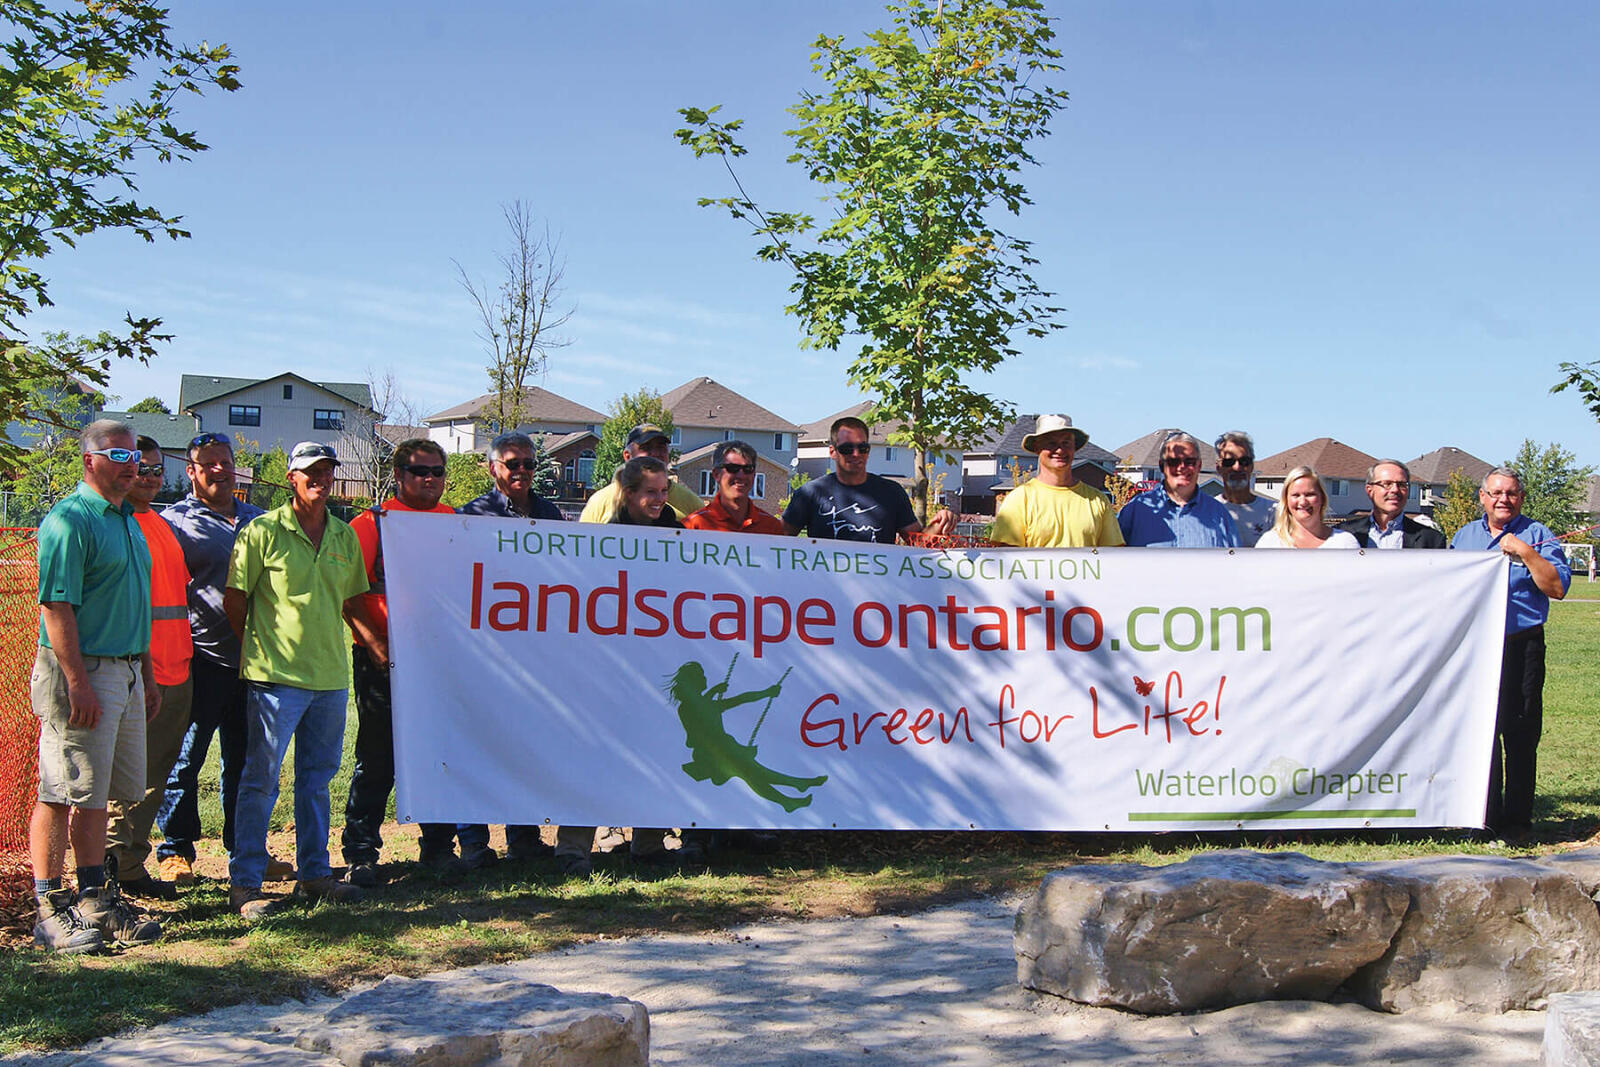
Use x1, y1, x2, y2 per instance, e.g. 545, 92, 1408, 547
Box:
1255, 465, 1359, 549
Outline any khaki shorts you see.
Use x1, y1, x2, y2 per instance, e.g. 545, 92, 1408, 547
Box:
32, 645, 146, 808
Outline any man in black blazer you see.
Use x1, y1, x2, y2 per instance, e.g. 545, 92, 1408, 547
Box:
1346, 459, 1447, 549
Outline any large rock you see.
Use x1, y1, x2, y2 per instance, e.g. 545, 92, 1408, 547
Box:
1544, 991, 1600, 1067
295, 971, 649, 1067
1014, 850, 1409, 1013
1351, 856, 1600, 1013
1535, 848, 1600, 897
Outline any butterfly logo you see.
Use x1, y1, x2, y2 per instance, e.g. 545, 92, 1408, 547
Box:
1133, 675, 1155, 697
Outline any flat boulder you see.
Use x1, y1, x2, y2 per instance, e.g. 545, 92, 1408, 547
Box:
295, 971, 649, 1067
1351, 855, 1600, 1013
1015, 850, 1408, 1013
1534, 847, 1600, 898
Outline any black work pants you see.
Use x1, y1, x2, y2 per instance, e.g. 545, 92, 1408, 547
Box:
1486, 625, 1545, 833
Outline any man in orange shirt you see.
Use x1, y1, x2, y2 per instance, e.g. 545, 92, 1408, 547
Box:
104, 436, 193, 900
341, 438, 461, 885
684, 441, 787, 535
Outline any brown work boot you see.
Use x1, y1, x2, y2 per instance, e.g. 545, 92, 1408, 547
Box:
159, 854, 195, 885
230, 885, 281, 922
33, 889, 106, 955
76, 886, 162, 946
264, 855, 296, 881
294, 876, 365, 904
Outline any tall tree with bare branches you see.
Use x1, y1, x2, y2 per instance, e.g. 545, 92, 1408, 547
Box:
455, 201, 573, 436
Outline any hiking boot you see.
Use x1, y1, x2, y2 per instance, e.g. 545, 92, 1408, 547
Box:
419, 851, 470, 877
159, 854, 195, 885
231, 885, 280, 922
461, 846, 499, 870
76, 886, 162, 946
346, 861, 381, 888
557, 853, 593, 878
33, 890, 106, 955
506, 839, 554, 863
295, 876, 365, 904
264, 855, 296, 881
116, 874, 179, 900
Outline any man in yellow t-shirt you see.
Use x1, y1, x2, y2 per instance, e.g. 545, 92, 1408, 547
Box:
990, 415, 1124, 549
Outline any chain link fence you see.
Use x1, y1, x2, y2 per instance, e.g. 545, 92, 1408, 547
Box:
0, 529, 39, 931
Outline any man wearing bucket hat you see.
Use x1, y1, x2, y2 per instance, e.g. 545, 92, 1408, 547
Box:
224, 442, 382, 919
990, 415, 1124, 549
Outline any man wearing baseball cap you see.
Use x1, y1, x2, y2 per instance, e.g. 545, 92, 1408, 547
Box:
224, 442, 383, 919
578, 424, 702, 523
990, 415, 1123, 548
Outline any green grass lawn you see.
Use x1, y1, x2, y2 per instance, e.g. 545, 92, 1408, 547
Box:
2, 596, 1598, 1053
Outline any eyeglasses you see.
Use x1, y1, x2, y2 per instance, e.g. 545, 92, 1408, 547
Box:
137, 463, 164, 476
189, 432, 230, 450
833, 443, 871, 456
720, 463, 756, 476
402, 464, 446, 478
1482, 489, 1521, 500
1163, 455, 1200, 470
1218, 457, 1253, 469
86, 447, 139, 464
1368, 480, 1409, 491
497, 458, 539, 471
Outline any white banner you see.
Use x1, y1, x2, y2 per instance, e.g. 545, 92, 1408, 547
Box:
384, 513, 1508, 831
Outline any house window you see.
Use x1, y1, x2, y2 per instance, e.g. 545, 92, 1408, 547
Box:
699, 468, 715, 496
723, 429, 735, 441
282, 384, 293, 400
773, 432, 787, 451
228, 404, 260, 426
314, 409, 344, 430
884, 446, 895, 462
670, 427, 682, 446
1329, 479, 1344, 495
754, 472, 766, 498
576, 450, 595, 485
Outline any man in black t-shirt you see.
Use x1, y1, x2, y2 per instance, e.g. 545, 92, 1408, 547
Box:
783, 417, 951, 543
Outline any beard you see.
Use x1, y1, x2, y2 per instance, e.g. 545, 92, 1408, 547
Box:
1223, 473, 1252, 492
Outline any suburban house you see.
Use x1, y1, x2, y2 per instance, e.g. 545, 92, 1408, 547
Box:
1110, 429, 1221, 493
1254, 437, 1379, 518
794, 401, 961, 507
422, 386, 606, 457
675, 442, 788, 512
1406, 446, 1493, 514
3, 378, 98, 452
661, 377, 803, 474
540, 429, 602, 501
179, 373, 380, 457
959, 414, 1119, 515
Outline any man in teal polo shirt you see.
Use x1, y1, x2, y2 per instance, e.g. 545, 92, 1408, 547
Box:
30, 419, 163, 953
224, 442, 385, 920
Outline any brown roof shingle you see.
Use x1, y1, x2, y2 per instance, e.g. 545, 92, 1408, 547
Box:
423, 387, 605, 425
1110, 428, 1219, 472
1255, 437, 1377, 479
661, 377, 802, 433
1405, 446, 1494, 487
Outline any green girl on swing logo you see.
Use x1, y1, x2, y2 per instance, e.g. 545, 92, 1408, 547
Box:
663, 654, 827, 812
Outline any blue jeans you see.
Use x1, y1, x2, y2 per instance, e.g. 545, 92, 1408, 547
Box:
157, 655, 248, 862
230, 682, 346, 889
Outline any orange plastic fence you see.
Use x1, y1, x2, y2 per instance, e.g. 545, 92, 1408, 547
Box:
0, 528, 39, 856
903, 531, 997, 550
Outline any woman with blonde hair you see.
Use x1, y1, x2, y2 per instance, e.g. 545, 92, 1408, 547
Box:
1256, 465, 1359, 549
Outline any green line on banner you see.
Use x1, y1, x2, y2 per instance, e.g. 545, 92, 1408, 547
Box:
1126, 809, 1417, 822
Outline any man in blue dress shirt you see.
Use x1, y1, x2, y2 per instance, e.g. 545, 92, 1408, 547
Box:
1118, 431, 1240, 548
1450, 466, 1570, 838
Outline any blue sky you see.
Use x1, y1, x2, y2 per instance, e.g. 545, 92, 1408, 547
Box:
31, 1, 1600, 468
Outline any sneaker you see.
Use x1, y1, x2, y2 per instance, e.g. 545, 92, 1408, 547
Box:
76, 886, 162, 946
461, 846, 499, 870
159, 854, 195, 885
346, 862, 381, 888
418, 851, 470, 877
294, 876, 365, 904
593, 827, 628, 854
557, 853, 593, 878
264, 856, 296, 881
231, 885, 280, 922
33, 890, 106, 955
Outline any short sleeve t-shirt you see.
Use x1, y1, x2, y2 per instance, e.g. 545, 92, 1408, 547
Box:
1223, 495, 1277, 548
782, 473, 917, 543
990, 479, 1124, 548
36, 482, 151, 657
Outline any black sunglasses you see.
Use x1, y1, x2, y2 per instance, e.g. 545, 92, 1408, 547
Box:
189, 432, 231, 450
833, 443, 871, 456
720, 463, 756, 476
137, 462, 164, 476
1217, 456, 1253, 468
498, 458, 539, 471
402, 464, 446, 478
1163, 455, 1201, 469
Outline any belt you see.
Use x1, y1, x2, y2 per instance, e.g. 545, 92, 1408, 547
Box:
84, 653, 140, 662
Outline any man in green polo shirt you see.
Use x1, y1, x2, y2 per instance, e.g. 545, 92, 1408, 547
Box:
223, 442, 385, 920
30, 419, 163, 953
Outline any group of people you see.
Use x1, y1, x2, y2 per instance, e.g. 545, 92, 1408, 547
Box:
25, 413, 1566, 953
986, 418, 1569, 845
